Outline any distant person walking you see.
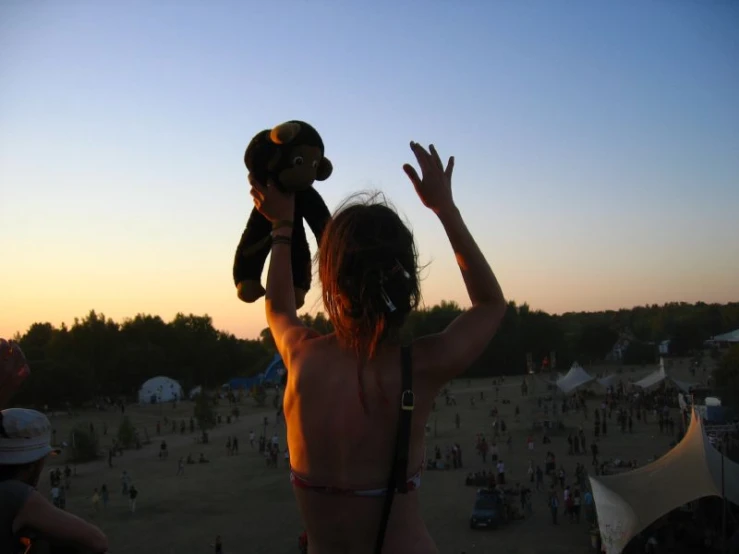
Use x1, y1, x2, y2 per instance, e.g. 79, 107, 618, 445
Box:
129, 485, 138, 513
121, 470, 130, 495
101, 484, 109, 509
92, 488, 101, 513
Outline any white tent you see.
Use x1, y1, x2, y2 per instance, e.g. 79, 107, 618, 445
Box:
138, 376, 183, 404
188, 385, 203, 399
555, 363, 595, 395
633, 359, 697, 392
589, 409, 739, 553
713, 329, 739, 343
597, 374, 618, 388
633, 359, 668, 389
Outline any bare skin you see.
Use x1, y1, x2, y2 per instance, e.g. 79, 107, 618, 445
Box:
250, 142, 506, 553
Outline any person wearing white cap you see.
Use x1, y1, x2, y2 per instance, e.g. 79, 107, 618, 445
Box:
0, 341, 108, 553
0, 408, 109, 553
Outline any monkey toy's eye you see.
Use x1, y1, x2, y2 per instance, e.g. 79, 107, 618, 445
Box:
312, 160, 318, 168
292, 156, 304, 166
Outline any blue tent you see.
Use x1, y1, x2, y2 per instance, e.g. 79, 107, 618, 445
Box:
262, 354, 286, 385
228, 376, 259, 390
227, 354, 286, 390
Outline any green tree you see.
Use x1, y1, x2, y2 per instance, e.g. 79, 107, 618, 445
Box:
68, 425, 99, 463
193, 392, 216, 431
117, 416, 137, 449
10, 302, 739, 405
622, 341, 656, 365
574, 324, 619, 363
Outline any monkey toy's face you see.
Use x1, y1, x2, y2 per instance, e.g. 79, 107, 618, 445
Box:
276, 144, 324, 192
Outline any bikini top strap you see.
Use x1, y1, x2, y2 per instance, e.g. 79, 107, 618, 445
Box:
395, 344, 414, 493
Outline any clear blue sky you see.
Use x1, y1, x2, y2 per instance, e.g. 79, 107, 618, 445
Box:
1, 0, 738, 340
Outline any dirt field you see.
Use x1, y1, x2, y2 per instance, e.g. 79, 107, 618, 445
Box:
39, 359, 707, 554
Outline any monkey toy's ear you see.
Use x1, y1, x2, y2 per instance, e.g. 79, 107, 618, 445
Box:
316, 157, 333, 181
244, 129, 275, 175
269, 121, 302, 145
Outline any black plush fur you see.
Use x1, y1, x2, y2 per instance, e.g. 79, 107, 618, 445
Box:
233, 121, 332, 308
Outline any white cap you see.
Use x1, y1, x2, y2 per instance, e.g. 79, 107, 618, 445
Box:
0, 408, 60, 465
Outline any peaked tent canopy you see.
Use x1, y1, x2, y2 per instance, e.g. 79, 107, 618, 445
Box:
589, 409, 739, 554
555, 364, 595, 394
633, 359, 668, 389
138, 376, 183, 404
597, 374, 618, 388
713, 329, 739, 343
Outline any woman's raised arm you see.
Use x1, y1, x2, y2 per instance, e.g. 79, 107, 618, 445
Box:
249, 176, 318, 367
403, 142, 506, 384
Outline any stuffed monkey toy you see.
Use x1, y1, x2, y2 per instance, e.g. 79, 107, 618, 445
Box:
233, 120, 332, 309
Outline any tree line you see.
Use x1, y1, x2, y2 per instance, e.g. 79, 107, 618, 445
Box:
10, 301, 739, 409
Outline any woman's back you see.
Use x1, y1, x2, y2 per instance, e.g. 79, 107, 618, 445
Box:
286, 336, 437, 553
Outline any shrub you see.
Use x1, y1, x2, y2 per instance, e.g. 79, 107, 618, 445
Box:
68, 425, 99, 463
117, 416, 136, 449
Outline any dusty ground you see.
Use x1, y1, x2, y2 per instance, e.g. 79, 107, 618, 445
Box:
39, 359, 707, 554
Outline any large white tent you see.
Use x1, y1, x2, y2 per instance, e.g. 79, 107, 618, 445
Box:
555, 363, 595, 394
138, 376, 183, 404
589, 409, 739, 553
713, 329, 739, 343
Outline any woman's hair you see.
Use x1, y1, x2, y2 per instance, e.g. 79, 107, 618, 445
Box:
318, 192, 420, 408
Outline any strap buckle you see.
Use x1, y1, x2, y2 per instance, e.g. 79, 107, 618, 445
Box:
401, 390, 415, 411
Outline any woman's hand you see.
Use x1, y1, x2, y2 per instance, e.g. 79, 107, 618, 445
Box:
0, 339, 30, 409
403, 142, 455, 215
249, 174, 295, 224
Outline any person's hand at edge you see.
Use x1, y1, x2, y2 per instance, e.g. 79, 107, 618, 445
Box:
0, 339, 30, 410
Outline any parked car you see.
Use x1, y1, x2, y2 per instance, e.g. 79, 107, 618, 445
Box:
470, 488, 505, 529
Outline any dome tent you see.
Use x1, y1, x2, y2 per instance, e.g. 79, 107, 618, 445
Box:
138, 376, 183, 404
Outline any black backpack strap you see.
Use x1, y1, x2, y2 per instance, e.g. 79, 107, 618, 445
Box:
374, 344, 414, 554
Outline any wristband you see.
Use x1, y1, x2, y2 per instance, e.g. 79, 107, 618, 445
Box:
271, 235, 292, 247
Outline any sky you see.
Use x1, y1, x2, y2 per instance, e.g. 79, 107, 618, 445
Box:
1, 0, 738, 341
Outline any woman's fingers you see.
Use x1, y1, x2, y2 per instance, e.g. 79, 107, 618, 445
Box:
410, 141, 433, 175
429, 144, 444, 172
445, 156, 455, 181
403, 164, 421, 188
